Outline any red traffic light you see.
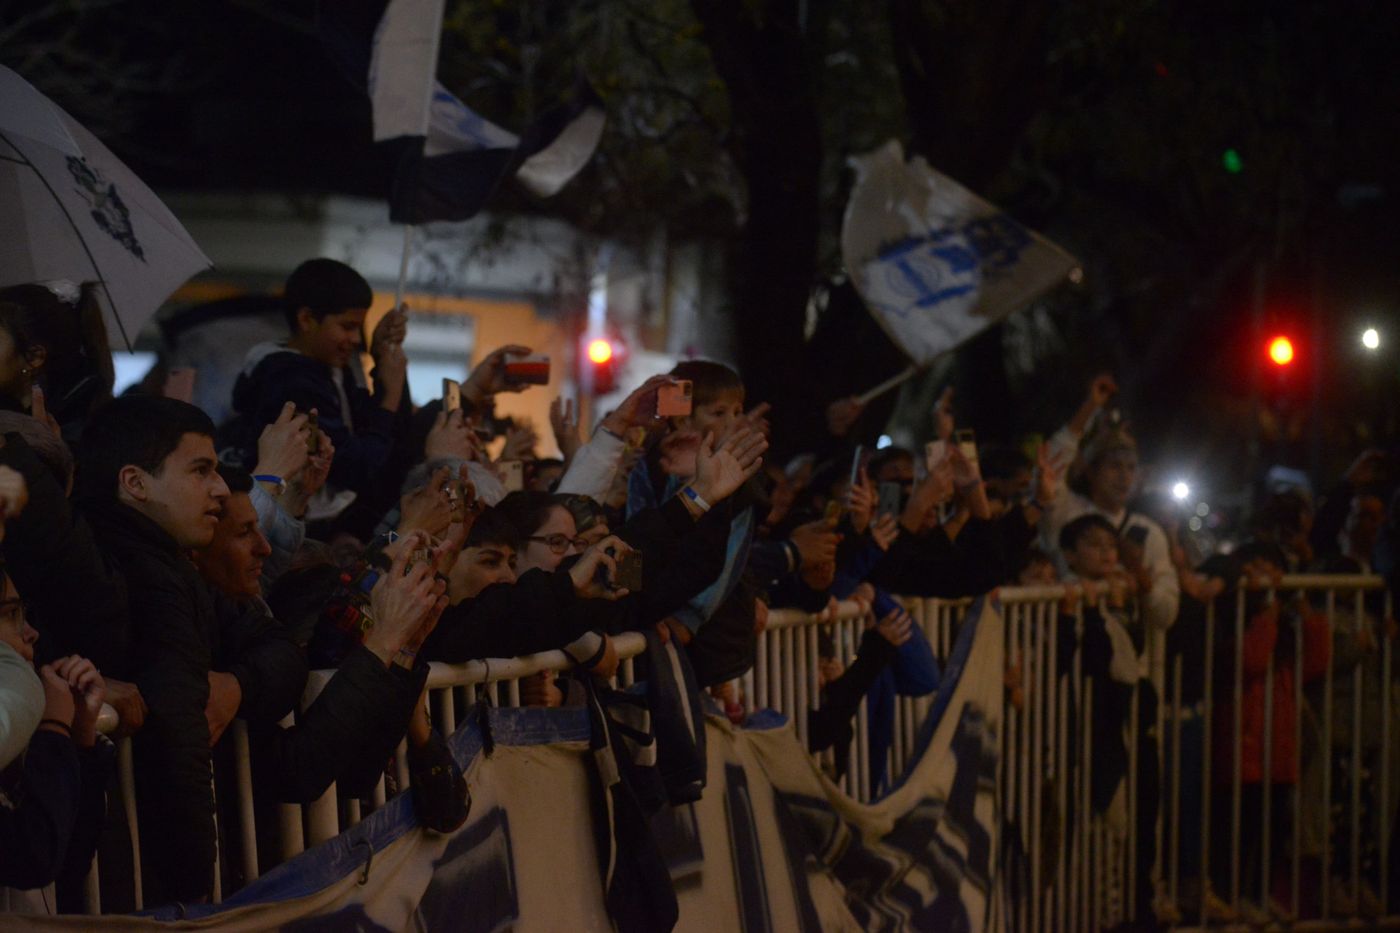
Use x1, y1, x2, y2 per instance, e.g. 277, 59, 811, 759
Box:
587, 338, 614, 364
1267, 336, 1294, 367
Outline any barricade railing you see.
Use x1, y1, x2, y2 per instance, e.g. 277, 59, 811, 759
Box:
76, 576, 1399, 929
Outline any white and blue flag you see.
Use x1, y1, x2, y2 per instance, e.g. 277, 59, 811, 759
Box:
841, 140, 1078, 366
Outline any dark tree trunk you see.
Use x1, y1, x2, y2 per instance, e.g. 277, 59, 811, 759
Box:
690, 0, 824, 446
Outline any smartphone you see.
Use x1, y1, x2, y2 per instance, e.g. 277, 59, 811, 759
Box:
613, 550, 643, 592
924, 440, 948, 473
163, 367, 196, 403
877, 481, 904, 518
442, 378, 462, 412
848, 445, 864, 489
823, 498, 844, 529
503, 354, 550, 386
499, 459, 524, 492
954, 428, 978, 466
305, 411, 321, 455
656, 380, 694, 418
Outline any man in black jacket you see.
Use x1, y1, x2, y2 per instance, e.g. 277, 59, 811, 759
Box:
74, 396, 237, 906
192, 466, 430, 804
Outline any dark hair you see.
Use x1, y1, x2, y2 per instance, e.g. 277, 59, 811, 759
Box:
217, 463, 254, 495
75, 396, 216, 501
1059, 513, 1118, 551
669, 359, 743, 408
282, 259, 373, 330
494, 490, 565, 540
466, 507, 523, 551
0, 283, 114, 420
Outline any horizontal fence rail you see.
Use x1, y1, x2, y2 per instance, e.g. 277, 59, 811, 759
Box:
63, 576, 1400, 930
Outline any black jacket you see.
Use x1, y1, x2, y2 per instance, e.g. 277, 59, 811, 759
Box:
423, 567, 594, 663
227, 347, 405, 496
868, 518, 1006, 597
82, 498, 219, 905
214, 593, 425, 802
0, 732, 113, 890
0, 433, 129, 671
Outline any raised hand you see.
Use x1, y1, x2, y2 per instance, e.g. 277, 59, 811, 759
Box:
601, 374, 676, 434
500, 420, 539, 461
370, 304, 408, 352
825, 396, 865, 438
568, 535, 633, 601
870, 512, 900, 551
0, 465, 28, 545
28, 386, 62, 439
103, 678, 147, 739
365, 535, 447, 663
464, 344, 533, 401
290, 430, 335, 508
550, 397, 582, 461
692, 427, 767, 505
398, 466, 456, 538
425, 408, 475, 461
38, 663, 75, 734
1031, 442, 1059, 510
790, 520, 840, 568
254, 402, 310, 481
846, 468, 875, 534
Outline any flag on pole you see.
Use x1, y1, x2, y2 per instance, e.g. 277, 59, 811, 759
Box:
841, 140, 1078, 366
319, 0, 605, 223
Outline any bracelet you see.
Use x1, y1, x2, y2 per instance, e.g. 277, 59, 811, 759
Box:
38, 718, 72, 736
681, 486, 711, 513
253, 474, 286, 496
597, 423, 625, 442
393, 645, 417, 670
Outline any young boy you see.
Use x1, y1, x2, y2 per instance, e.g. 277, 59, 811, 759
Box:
227, 258, 410, 512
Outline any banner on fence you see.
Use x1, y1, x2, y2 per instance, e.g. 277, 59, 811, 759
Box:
11, 600, 1004, 931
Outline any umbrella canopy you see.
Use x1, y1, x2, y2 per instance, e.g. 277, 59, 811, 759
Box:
0, 65, 212, 349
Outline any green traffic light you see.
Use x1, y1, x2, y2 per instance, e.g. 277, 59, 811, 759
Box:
1222, 148, 1243, 174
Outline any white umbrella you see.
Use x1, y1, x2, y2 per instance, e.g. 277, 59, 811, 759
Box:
0, 65, 212, 349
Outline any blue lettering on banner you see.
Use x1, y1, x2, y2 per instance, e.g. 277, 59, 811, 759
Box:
870, 213, 1033, 319
725, 764, 775, 933
413, 806, 519, 933
775, 704, 998, 932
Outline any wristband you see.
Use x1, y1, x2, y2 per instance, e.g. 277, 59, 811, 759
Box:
393, 646, 417, 670
253, 474, 286, 496
38, 718, 72, 736
597, 423, 625, 442
681, 486, 711, 513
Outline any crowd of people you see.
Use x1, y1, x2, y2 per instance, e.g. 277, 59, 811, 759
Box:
0, 259, 1397, 927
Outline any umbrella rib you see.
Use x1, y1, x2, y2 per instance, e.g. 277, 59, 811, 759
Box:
0, 129, 134, 351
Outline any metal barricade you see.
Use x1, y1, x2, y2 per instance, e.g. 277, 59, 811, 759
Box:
76, 576, 1399, 929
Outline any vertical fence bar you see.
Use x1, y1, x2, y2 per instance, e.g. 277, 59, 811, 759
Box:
1082, 677, 1094, 932
1127, 679, 1140, 924
1260, 635, 1274, 913
1199, 597, 1214, 928
117, 737, 143, 911
755, 627, 768, 712
1169, 655, 1182, 919
807, 625, 821, 745
795, 618, 810, 748
1292, 612, 1303, 922
233, 721, 259, 882
1231, 585, 1244, 912
1028, 599, 1045, 933
1322, 588, 1336, 920
1382, 589, 1392, 918
1351, 589, 1364, 912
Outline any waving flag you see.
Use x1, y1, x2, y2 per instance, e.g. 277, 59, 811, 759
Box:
320, 0, 605, 223
842, 140, 1078, 366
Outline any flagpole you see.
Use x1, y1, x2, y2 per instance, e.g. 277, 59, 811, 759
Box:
856, 365, 918, 405
390, 0, 446, 316
393, 224, 415, 311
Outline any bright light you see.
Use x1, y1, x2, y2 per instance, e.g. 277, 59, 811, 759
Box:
876, 434, 893, 450
1268, 336, 1295, 366
1362, 327, 1380, 351
587, 339, 613, 364
1171, 481, 1191, 501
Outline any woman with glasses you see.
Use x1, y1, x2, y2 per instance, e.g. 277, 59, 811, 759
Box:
496, 491, 590, 574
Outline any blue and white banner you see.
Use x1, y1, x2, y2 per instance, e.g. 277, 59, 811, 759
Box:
10, 602, 1003, 930
841, 140, 1078, 365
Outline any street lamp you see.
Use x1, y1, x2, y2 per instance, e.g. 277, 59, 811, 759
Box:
1362, 327, 1380, 351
